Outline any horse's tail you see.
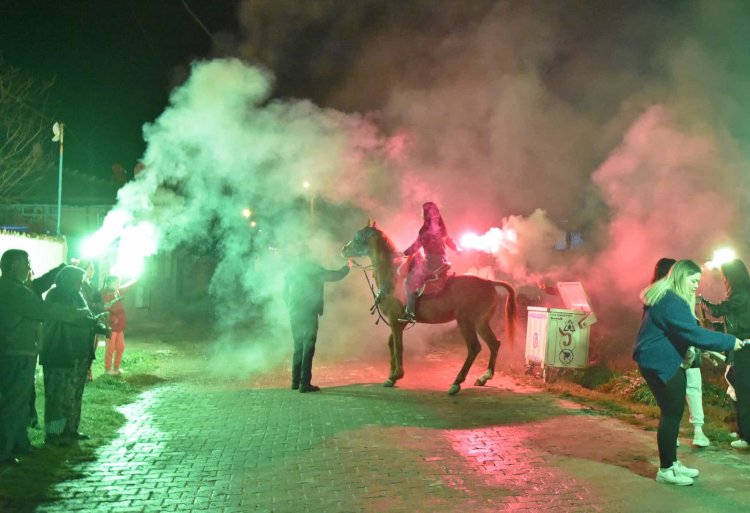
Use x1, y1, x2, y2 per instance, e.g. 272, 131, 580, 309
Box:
491, 280, 517, 343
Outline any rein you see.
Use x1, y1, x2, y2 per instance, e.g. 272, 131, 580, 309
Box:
352, 257, 414, 330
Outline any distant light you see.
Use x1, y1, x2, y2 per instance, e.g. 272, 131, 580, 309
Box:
705, 247, 737, 270
242, 208, 252, 218
302, 181, 310, 189
250, 221, 257, 228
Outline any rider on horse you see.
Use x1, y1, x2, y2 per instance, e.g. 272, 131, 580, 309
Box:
398, 202, 460, 323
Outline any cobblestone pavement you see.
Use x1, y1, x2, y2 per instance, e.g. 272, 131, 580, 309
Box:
23, 346, 750, 513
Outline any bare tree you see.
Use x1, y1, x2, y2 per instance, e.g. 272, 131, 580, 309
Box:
0, 64, 54, 203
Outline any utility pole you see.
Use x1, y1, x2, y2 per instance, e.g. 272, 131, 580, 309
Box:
52, 122, 64, 235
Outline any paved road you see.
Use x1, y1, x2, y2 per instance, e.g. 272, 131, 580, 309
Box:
22, 345, 750, 513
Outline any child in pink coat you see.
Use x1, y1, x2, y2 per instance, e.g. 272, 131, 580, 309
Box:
101, 276, 136, 375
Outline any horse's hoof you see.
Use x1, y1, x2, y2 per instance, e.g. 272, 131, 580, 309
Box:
474, 378, 486, 386
384, 379, 395, 388
448, 384, 461, 395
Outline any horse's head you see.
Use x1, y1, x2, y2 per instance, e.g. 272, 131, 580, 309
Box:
342, 220, 380, 258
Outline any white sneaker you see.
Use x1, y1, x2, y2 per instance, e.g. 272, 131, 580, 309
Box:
114, 368, 124, 375
656, 465, 694, 486
692, 429, 710, 447
731, 439, 750, 449
730, 432, 740, 439
673, 460, 699, 478
106, 369, 117, 376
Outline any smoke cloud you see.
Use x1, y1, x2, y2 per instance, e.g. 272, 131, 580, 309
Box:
105, 0, 750, 376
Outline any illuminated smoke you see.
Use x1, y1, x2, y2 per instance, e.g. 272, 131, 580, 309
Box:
97, 1, 750, 376
460, 227, 517, 254
229, 0, 750, 368
98, 58, 398, 375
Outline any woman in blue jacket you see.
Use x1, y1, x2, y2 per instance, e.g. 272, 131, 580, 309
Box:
635, 259, 746, 485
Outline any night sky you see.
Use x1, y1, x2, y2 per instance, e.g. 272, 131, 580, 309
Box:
0, 0, 241, 178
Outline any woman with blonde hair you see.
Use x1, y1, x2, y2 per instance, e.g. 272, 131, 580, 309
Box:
634, 259, 747, 485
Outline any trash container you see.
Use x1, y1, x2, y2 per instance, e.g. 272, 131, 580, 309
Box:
525, 282, 597, 380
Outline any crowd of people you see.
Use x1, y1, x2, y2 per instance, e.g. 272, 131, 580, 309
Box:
635, 257, 750, 486
0, 248, 131, 465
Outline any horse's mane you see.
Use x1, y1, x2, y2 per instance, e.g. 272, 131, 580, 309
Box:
371, 226, 399, 258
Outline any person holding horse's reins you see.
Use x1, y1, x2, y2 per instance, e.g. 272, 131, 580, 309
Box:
283, 248, 352, 393
399, 202, 460, 323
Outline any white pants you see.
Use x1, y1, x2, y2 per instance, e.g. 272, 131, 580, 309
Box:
685, 368, 704, 427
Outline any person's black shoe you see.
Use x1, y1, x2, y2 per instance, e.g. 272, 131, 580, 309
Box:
291, 383, 300, 390
299, 384, 321, 393
67, 432, 90, 441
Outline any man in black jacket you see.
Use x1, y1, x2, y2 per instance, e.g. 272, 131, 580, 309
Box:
0, 250, 89, 465
283, 253, 351, 393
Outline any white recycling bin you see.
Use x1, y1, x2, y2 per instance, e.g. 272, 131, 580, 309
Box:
525, 282, 597, 378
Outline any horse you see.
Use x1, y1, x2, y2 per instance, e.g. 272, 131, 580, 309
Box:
341, 220, 517, 395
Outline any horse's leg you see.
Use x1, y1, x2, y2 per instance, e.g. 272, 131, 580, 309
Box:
384, 327, 405, 387
474, 320, 501, 386
448, 320, 482, 395
384, 333, 396, 387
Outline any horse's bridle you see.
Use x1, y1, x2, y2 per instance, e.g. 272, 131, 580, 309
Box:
345, 226, 377, 257
344, 226, 415, 330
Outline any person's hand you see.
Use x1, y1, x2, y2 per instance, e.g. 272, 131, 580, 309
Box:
346, 258, 353, 269
733, 338, 747, 351
703, 351, 726, 366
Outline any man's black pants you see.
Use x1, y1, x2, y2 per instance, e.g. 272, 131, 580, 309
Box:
0, 354, 36, 458
289, 312, 319, 387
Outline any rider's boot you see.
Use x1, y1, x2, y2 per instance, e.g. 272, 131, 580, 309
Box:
398, 292, 417, 323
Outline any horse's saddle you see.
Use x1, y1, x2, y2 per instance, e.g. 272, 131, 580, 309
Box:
416, 263, 454, 298
395, 255, 454, 299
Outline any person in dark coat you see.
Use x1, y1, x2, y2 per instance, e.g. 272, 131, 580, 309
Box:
283, 252, 351, 393
27, 262, 67, 429
41, 266, 109, 445
0, 250, 90, 465
399, 202, 460, 323
74, 259, 103, 382
699, 258, 750, 449
635, 259, 745, 485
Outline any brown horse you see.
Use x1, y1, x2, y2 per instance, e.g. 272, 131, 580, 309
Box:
341, 220, 517, 395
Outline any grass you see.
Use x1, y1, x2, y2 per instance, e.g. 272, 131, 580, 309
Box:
534, 363, 742, 444
0, 339, 176, 510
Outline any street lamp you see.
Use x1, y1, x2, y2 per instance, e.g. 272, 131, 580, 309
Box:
52, 122, 64, 235
302, 181, 314, 218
